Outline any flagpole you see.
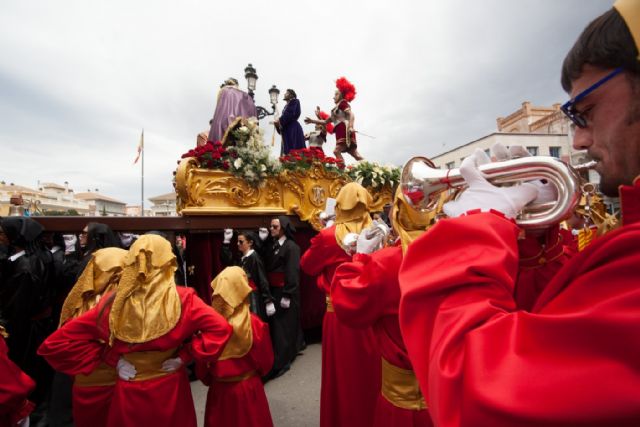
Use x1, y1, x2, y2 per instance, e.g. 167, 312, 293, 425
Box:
141, 129, 145, 217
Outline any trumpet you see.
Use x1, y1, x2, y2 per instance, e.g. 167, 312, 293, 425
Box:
401, 155, 596, 230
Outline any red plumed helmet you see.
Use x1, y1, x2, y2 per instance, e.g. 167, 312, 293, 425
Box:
335, 76, 356, 102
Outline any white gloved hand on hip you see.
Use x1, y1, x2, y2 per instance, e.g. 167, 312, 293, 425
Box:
116, 357, 137, 381
161, 356, 183, 372
280, 297, 291, 309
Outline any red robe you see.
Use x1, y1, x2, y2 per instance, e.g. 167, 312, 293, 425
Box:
38, 287, 232, 427
332, 246, 433, 427
399, 181, 640, 427
300, 225, 380, 427
0, 335, 35, 427
514, 224, 573, 311
197, 314, 274, 427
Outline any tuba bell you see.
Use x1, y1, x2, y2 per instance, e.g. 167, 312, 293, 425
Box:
401, 155, 596, 230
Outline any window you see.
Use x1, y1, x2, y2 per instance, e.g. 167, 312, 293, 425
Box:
446, 161, 455, 170
526, 146, 539, 156
549, 146, 561, 158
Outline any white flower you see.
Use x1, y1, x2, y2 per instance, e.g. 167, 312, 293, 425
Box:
260, 164, 267, 172
234, 158, 243, 169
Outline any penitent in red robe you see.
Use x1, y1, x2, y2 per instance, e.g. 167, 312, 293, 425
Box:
0, 335, 35, 427
332, 245, 433, 427
399, 181, 640, 427
300, 225, 380, 427
38, 287, 232, 427
197, 314, 274, 427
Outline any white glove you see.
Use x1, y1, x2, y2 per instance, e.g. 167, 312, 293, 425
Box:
266, 301, 276, 316
161, 356, 183, 372
356, 227, 385, 254
489, 143, 557, 205
443, 149, 539, 219
223, 229, 233, 244
530, 179, 558, 204
341, 233, 359, 255
258, 228, 269, 241
371, 219, 391, 238
116, 357, 137, 381
280, 297, 290, 309
17, 416, 30, 427
490, 142, 529, 161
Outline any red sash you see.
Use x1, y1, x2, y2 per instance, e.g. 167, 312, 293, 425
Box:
268, 271, 285, 288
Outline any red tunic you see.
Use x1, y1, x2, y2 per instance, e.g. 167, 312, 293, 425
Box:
514, 224, 573, 311
197, 314, 274, 427
399, 181, 640, 427
332, 246, 433, 427
0, 335, 35, 427
38, 287, 232, 427
300, 226, 380, 427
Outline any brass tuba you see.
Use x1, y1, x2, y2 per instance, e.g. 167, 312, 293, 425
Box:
401, 155, 596, 230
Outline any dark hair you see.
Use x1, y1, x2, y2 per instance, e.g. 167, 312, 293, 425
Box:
238, 230, 261, 251
286, 89, 297, 99
84, 222, 121, 255
562, 8, 640, 92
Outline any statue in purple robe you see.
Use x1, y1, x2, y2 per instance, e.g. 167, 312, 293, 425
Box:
274, 89, 306, 155
207, 78, 258, 143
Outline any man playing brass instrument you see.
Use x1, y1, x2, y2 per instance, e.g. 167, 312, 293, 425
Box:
398, 1, 640, 426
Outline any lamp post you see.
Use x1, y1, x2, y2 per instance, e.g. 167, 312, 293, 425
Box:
244, 63, 258, 99
243, 63, 280, 120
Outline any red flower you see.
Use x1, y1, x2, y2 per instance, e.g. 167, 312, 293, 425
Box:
222, 161, 230, 170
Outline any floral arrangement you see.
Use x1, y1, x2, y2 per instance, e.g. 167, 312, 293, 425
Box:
346, 161, 401, 190
279, 148, 345, 174
180, 117, 281, 187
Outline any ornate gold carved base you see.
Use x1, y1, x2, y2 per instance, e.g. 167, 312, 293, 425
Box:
175, 158, 392, 231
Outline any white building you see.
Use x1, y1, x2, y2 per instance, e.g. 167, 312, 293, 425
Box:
75, 191, 127, 216
430, 101, 597, 182
0, 181, 91, 216
148, 192, 178, 217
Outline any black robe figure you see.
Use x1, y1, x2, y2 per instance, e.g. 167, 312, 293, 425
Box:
220, 231, 273, 321
264, 216, 301, 379
0, 217, 54, 411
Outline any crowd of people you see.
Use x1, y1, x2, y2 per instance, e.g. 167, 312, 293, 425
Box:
2, 1, 640, 426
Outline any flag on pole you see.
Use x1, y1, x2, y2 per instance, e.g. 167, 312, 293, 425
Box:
133, 130, 144, 164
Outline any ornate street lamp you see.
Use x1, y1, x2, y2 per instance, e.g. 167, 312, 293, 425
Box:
244, 63, 279, 120
244, 63, 258, 98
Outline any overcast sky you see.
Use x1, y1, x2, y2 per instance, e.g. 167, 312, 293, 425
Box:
0, 0, 613, 205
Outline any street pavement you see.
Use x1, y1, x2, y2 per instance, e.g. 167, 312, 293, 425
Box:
191, 342, 321, 427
